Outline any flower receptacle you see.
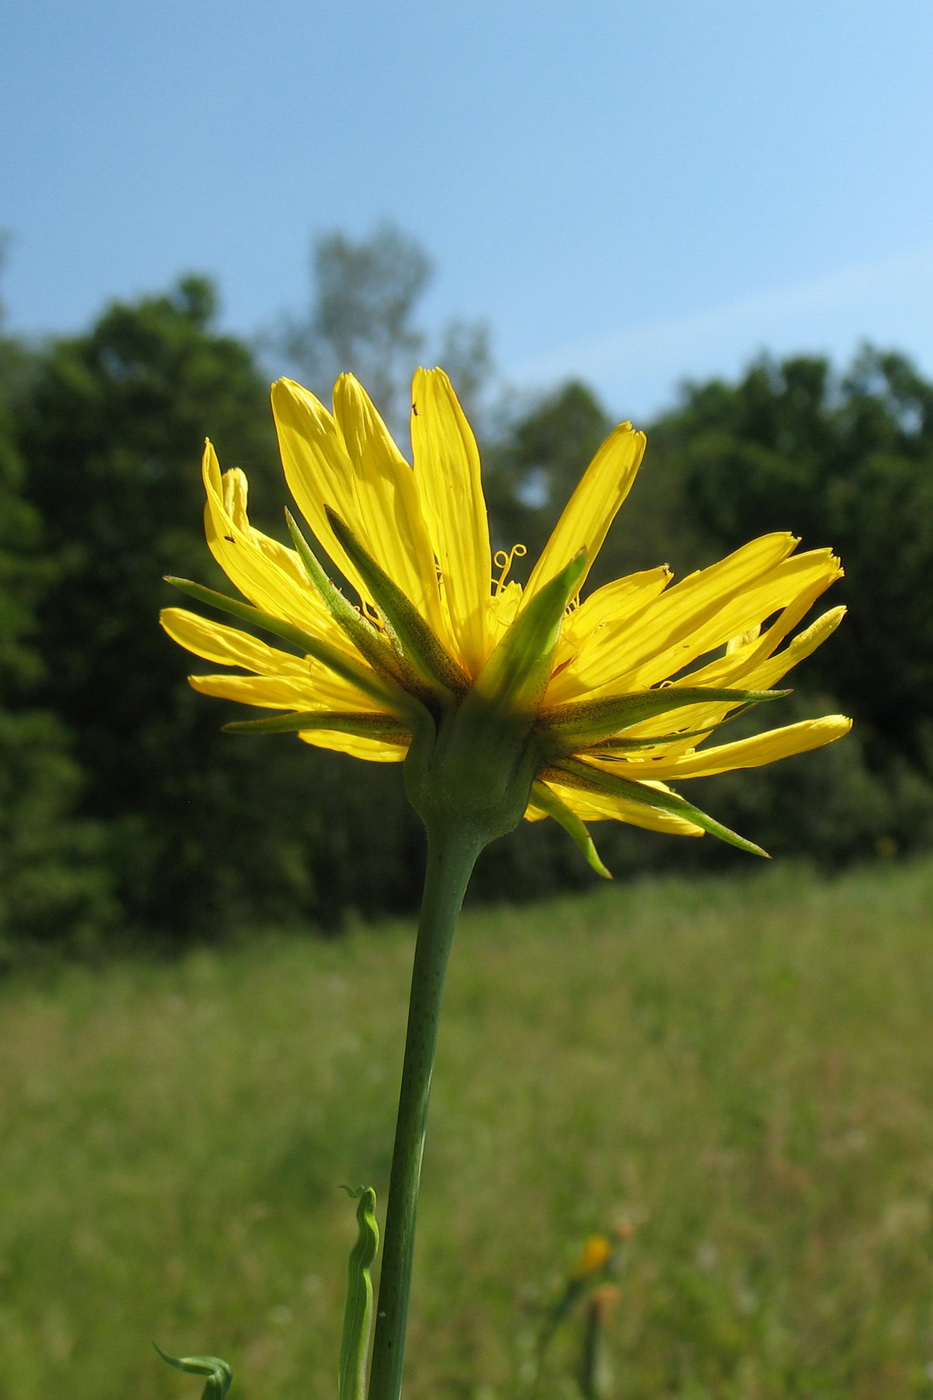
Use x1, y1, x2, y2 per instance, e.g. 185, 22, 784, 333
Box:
403, 696, 544, 853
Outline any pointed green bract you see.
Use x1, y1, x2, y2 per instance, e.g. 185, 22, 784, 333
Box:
553, 757, 769, 857
154, 1344, 233, 1400
580, 694, 795, 756
285, 510, 417, 692
531, 780, 612, 879
327, 508, 470, 698
223, 710, 411, 741
540, 687, 790, 749
586, 728, 715, 753
339, 1186, 380, 1400
473, 550, 587, 716
582, 701, 770, 754
164, 576, 399, 708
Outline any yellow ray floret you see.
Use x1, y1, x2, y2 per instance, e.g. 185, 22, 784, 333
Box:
163, 368, 851, 875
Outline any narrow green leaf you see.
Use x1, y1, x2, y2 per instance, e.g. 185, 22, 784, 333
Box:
223, 710, 411, 741
164, 576, 399, 709
473, 549, 588, 716
583, 703, 771, 757
326, 509, 470, 697
531, 780, 612, 879
580, 696, 791, 757
154, 1343, 233, 1399
551, 757, 769, 857
540, 687, 790, 749
339, 1186, 379, 1400
284, 511, 415, 691
585, 728, 714, 753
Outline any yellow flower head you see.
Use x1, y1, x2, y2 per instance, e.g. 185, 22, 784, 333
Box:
572, 1234, 614, 1280
162, 370, 850, 874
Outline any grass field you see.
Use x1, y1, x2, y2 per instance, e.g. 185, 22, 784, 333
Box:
1, 856, 932, 1400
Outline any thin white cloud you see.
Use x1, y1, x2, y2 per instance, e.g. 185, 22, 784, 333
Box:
516, 245, 933, 389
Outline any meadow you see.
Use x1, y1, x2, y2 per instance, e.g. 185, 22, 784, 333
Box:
1, 855, 931, 1400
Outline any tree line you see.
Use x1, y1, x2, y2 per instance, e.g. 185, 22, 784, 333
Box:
2, 228, 931, 958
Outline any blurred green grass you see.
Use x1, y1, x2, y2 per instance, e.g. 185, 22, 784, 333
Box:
1, 856, 932, 1399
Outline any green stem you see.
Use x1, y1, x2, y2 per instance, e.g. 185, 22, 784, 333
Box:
367, 820, 482, 1400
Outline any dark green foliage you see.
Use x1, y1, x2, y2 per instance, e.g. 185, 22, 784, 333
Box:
0, 707, 118, 960
485, 379, 706, 586
0, 370, 44, 691
652, 347, 933, 769
14, 279, 347, 943
646, 346, 933, 861
0, 334, 117, 957
7, 276, 433, 948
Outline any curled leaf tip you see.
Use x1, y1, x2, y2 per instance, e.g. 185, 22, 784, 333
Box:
340, 1183, 373, 1199
154, 1343, 233, 1399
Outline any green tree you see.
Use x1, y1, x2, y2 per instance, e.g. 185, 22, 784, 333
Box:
484, 379, 705, 588
280, 223, 492, 435
0, 309, 116, 955
16, 279, 292, 938
649, 347, 933, 856
653, 348, 933, 760
485, 381, 611, 560
16, 276, 431, 942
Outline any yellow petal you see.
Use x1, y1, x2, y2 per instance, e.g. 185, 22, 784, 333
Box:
296, 729, 408, 763
560, 541, 839, 701
188, 672, 324, 710
162, 605, 393, 719
598, 605, 847, 754
201, 442, 336, 638
272, 379, 368, 596
550, 566, 673, 690
677, 570, 845, 693
736, 607, 847, 693
644, 605, 847, 752
562, 565, 672, 642
411, 368, 492, 672
485, 579, 524, 643
622, 549, 841, 692
604, 715, 853, 780
525, 422, 646, 600
332, 375, 444, 631
221, 467, 313, 593
531, 776, 704, 836
273, 377, 442, 633
546, 534, 793, 703
161, 607, 311, 677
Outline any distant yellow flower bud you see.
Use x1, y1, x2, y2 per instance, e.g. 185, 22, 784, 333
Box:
573, 1233, 613, 1279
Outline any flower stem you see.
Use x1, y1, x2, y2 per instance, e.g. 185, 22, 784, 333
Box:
367, 819, 483, 1400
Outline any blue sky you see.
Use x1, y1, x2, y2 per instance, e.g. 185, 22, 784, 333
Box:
4, 0, 933, 420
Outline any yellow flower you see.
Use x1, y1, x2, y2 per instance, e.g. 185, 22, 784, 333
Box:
572, 1234, 614, 1280
161, 370, 850, 873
